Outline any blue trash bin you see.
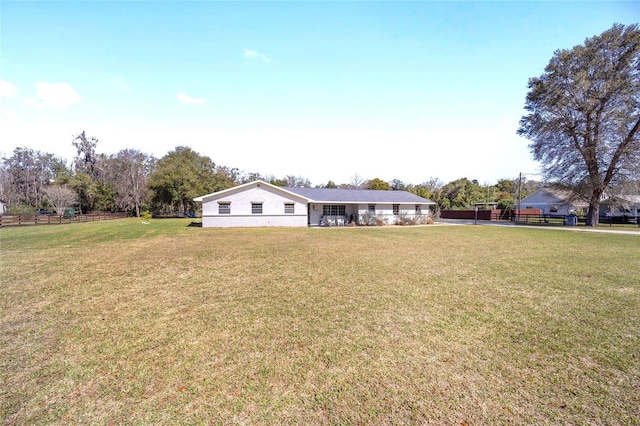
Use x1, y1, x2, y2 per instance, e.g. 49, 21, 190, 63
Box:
564, 214, 577, 226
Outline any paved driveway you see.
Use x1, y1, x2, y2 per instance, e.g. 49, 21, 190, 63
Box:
436, 219, 640, 235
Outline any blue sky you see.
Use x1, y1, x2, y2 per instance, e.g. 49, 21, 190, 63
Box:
1, 1, 637, 186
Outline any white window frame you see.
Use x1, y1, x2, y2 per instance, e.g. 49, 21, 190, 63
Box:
284, 203, 295, 214
323, 205, 346, 216
393, 204, 400, 215
218, 202, 231, 214
251, 202, 263, 214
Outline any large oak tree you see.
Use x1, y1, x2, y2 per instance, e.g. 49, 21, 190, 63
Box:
518, 24, 640, 226
148, 146, 235, 214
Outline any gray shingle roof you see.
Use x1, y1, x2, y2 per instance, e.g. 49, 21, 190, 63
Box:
284, 187, 434, 204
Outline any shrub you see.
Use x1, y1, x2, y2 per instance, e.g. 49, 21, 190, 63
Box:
396, 211, 409, 225
141, 210, 152, 221
359, 213, 388, 226
8, 205, 37, 214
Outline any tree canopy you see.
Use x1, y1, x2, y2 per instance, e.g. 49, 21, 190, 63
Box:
1, 147, 67, 208
111, 149, 155, 217
441, 178, 484, 209
148, 146, 235, 214
0, 137, 543, 218
518, 23, 640, 226
366, 178, 390, 190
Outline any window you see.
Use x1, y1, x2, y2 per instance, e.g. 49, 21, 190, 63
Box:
368, 204, 376, 214
393, 204, 400, 215
550, 205, 558, 213
218, 202, 230, 214
415, 205, 422, 214
284, 203, 295, 214
252, 203, 263, 214
323, 205, 346, 216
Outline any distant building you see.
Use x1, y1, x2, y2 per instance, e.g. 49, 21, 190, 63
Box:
600, 195, 640, 218
519, 188, 588, 216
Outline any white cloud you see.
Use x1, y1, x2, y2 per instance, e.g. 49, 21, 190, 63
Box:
0, 79, 18, 98
244, 48, 270, 63
24, 82, 81, 108
177, 92, 206, 105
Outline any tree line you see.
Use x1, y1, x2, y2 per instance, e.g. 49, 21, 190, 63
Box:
0, 131, 541, 217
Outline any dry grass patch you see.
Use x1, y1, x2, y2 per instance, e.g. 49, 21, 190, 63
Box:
1, 219, 639, 424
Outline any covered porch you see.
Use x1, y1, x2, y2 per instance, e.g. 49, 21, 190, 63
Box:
309, 203, 359, 226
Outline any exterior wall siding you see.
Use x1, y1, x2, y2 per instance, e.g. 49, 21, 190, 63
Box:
201, 183, 308, 228
357, 204, 429, 224
202, 214, 307, 228
308, 204, 324, 226
520, 202, 576, 216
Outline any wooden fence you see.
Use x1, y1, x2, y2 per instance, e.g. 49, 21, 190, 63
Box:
0, 212, 128, 227
441, 209, 505, 221
441, 209, 541, 221
441, 209, 639, 226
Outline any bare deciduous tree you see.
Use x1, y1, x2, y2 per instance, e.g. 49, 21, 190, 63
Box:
2, 148, 65, 208
0, 159, 18, 208
111, 149, 155, 217
72, 130, 99, 179
349, 174, 365, 189
518, 24, 640, 226
45, 185, 78, 215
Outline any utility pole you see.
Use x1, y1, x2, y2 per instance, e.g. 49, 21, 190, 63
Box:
516, 172, 522, 222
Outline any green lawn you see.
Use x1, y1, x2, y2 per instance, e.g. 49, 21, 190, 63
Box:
1, 219, 639, 424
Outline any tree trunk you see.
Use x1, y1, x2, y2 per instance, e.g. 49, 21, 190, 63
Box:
586, 199, 600, 226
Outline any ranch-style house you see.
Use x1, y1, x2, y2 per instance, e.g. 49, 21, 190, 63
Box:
521, 187, 639, 220
519, 188, 589, 216
194, 180, 435, 228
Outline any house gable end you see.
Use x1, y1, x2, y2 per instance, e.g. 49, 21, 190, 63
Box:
195, 180, 309, 204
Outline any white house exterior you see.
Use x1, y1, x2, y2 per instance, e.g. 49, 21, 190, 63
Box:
194, 180, 435, 228
194, 181, 309, 228
519, 188, 589, 216
600, 195, 640, 219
